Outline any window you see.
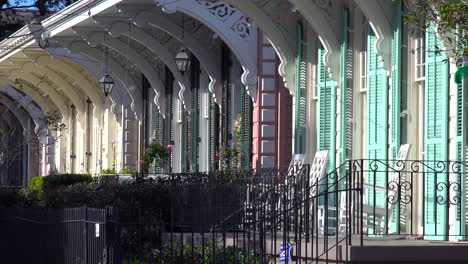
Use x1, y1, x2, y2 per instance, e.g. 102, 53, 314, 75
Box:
415, 37, 425, 81
359, 51, 367, 92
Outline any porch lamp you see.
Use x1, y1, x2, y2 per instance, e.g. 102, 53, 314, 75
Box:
455, 54, 468, 84
175, 48, 191, 75
100, 45, 114, 97
99, 74, 115, 97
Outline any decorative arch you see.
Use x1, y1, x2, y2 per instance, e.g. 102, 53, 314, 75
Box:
53, 37, 144, 119
92, 16, 192, 111
9, 66, 70, 119
71, 28, 172, 111
289, 0, 342, 81
159, 0, 258, 98
45, 47, 128, 119
118, 1, 258, 99
10, 58, 86, 114
354, 0, 392, 72
219, 0, 296, 93
0, 85, 47, 132
0, 95, 40, 183
118, 6, 222, 103
22, 49, 104, 111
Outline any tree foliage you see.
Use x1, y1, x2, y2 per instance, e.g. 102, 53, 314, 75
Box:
1, 0, 72, 16
404, 0, 468, 59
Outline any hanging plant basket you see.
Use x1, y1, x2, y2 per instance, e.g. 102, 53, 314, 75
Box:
455, 55, 468, 84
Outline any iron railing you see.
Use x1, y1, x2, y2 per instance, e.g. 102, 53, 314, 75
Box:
0, 160, 466, 263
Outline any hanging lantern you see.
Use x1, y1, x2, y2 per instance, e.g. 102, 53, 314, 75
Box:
455, 54, 468, 84
175, 48, 191, 75
100, 74, 115, 97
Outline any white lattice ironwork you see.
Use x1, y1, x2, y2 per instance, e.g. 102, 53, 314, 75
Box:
286, 153, 306, 176
309, 150, 329, 191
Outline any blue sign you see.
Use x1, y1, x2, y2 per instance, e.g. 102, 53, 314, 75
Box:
279, 243, 292, 262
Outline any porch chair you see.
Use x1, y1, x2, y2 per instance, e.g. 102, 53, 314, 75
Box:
337, 144, 411, 235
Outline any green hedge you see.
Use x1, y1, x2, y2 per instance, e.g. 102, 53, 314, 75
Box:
42, 174, 92, 191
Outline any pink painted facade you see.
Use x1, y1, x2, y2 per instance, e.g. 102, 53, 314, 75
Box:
252, 32, 293, 169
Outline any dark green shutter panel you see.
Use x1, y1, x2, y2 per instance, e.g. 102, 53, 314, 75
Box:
240, 87, 252, 169
366, 27, 388, 213
153, 111, 163, 173
181, 109, 188, 173
221, 44, 232, 149
163, 67, 174, 173
294, 22, 307, 154
339, 9, 349, 165
317, 45, 336, 174
208, 98, 219, 171
390, 1, 402, 160
387, 0, 403, 233
455, 81, 466, 239
190, 56, 200, 172
424, 25, 449, 239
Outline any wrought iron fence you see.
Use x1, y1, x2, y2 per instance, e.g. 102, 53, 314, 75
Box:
0, 160, 465, 263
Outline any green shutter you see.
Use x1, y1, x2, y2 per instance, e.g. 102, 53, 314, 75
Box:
388, 0, 403, 233
164, 67, 174, 174
390, 1, 402, 160
190, 56, 200, 172
339, 9, 349, 165
181, 109, 188, 173
424, 25, 449, 239
208, 98, 219, 171
366, 26, 388, 218
317, 45, 336, 174
221, 44, 232, 149
294, 22, 307, 154
455, 81, 466, 239
240, 87, 252, 169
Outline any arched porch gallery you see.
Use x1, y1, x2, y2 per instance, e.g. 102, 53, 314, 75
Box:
0, 0, 466, 242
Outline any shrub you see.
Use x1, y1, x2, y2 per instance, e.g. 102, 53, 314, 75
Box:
27, 176, 45, 206
120, 167, 136, 174
151, 240, 258, 264
42, 174, 92, 191
101, 168, 116, 174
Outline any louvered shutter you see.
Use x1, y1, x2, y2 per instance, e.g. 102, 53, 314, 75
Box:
390, 1, 402, 160
317, 45, 336, 176
240, 87, 252, 169
424, 26, 449, 239
366, 27, 388, 210
221, 45, 232, 149
294, 22, 307, 154
339, 9, 350, 165
208, 98, 219, 171
181, 109, 188, 173
190, 56, 200, 172
164, 67, 174, 173
388, 0, 403, 233
454, 81, 466, 239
